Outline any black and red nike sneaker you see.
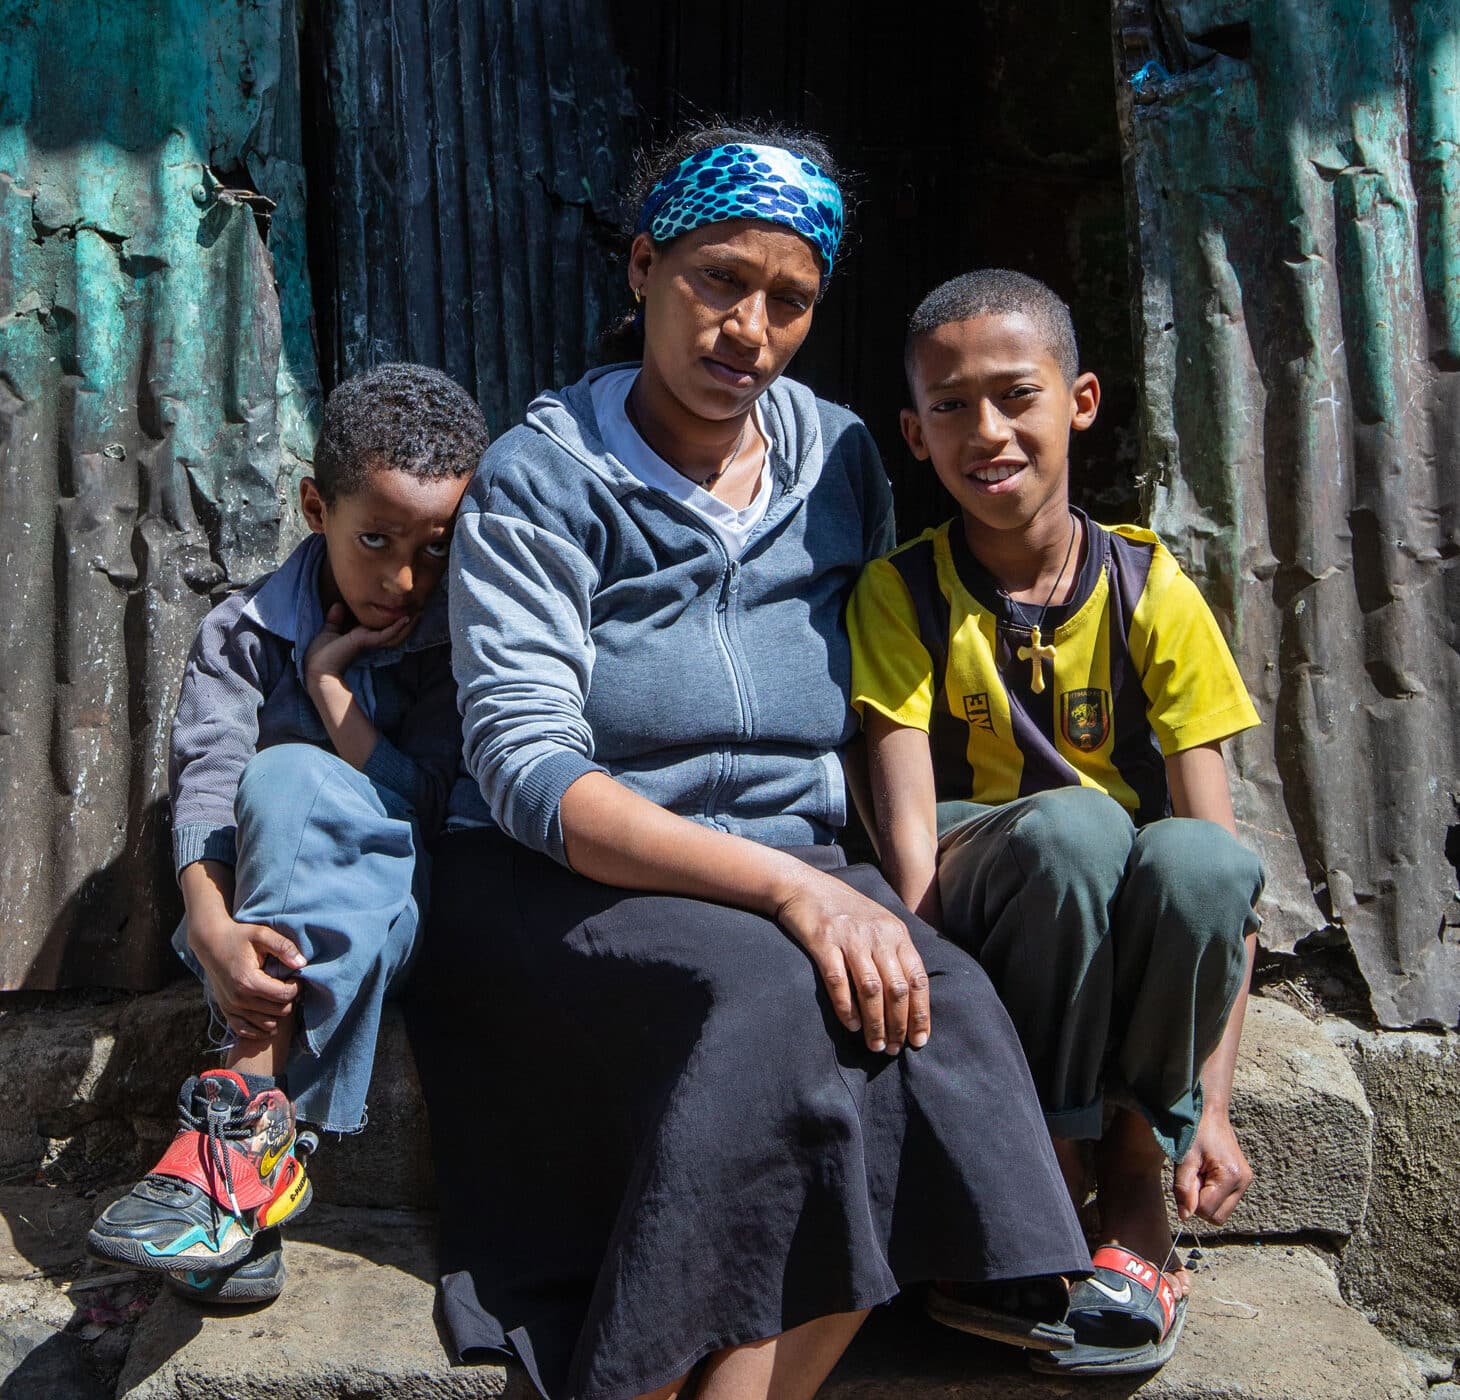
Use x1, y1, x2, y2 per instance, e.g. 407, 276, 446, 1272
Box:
86, 1069, 314, 1273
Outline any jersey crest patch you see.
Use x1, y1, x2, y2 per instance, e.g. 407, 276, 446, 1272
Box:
963, 692, 995, 733
1062, 688, 1110, 752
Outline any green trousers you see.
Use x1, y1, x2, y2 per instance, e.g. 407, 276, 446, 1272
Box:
936, 787, 1264, 1161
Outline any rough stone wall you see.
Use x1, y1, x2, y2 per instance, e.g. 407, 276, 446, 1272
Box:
0, 0, 319, 989
1115, 0, 1460, 1027
1337, 1025, 1460, 1365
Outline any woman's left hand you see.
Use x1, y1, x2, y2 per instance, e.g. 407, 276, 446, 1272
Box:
774, 871, 931, 1056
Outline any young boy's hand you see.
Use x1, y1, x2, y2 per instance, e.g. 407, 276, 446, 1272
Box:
187, 914, 307, 1045
1173, 1104, 1253, 1224
304, 602, 415, 684
775, 873, 931, 1056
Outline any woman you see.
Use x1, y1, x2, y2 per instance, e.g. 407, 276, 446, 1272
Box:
409, 124, 1090, 1400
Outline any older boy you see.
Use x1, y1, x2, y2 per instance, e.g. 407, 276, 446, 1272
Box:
87, 363, 488, 1303
847, 271, 1264, 1374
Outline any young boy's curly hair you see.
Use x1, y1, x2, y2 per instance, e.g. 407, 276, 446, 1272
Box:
312, 363, 490, 503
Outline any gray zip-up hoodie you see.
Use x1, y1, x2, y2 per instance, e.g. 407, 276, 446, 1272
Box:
447, 366, 895, 865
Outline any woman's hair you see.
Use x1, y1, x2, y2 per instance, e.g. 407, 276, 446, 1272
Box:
599, 119, 848, 362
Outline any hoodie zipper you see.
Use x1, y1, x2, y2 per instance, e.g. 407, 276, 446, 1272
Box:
638, 496, 753, 826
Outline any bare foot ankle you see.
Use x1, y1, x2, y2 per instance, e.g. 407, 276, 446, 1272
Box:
1091, 1110, 1191, 1297
1050, 1136, 1089, 1208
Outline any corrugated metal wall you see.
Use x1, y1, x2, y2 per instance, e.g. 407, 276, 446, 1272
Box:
302, 0, 636, 438
0, 0, 318, 988
5, 0, 1453, 1027
1116, 0, 1459, 1027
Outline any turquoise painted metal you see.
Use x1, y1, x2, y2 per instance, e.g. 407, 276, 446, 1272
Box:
1115, 0, 1459, 1027
0, 0, 318, 988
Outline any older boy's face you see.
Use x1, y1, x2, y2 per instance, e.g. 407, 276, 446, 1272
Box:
900, 312, 1099, 538
301, 466, 469, 630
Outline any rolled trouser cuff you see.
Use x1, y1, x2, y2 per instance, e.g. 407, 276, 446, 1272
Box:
1044, 1097, 1105, 1141
1106, 1079, 1203, 1163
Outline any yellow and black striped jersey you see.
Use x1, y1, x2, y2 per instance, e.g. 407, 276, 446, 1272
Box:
848, 511, 1260, 825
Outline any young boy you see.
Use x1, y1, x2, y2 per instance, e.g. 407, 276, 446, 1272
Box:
86, 363, 489, 1303
847, 271, 1264, 1374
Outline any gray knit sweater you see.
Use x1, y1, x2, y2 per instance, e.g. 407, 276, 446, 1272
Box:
447, 366, 895, 864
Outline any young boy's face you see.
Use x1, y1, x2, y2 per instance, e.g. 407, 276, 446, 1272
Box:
300, 465, 469, 630
901, 311, 1099, 538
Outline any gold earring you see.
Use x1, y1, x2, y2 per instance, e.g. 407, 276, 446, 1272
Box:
633, 287, 643, 304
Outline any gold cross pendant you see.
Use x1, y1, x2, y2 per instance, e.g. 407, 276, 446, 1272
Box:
1017, 625, 1057, 694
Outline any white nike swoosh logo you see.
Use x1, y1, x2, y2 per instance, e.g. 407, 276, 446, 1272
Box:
1088, 1277, 1134, 1306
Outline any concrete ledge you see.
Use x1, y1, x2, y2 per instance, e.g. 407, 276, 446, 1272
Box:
0, 985, 207, 1182
112, 1221, 1421, 1400
0, 1187, 1423, 1399
829, 1244, 1422, 1399
116, 1207, 531, 1400
1334, 1023, 1460, 1362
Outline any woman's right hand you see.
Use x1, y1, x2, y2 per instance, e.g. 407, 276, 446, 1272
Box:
774, 872, 930, 1055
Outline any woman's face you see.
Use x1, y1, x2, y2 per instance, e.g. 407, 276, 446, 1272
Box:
630, 220, 823, 423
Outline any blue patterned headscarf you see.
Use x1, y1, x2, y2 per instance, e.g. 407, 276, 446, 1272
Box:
635, 143, 845, 276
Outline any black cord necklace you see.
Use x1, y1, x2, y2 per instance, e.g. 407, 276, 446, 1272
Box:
694, 415, 751, 493
1001, 512, 1078, 695
626, 389, 750, 494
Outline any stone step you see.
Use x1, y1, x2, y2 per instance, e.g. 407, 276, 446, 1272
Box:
0, 990, 1374, 1243
97, 1207, 1418, 1400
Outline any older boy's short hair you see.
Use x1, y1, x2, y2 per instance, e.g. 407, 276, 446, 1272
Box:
905, 269, 1079, 391
313, 363, 489, 503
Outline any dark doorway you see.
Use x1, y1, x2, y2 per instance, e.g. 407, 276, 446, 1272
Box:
608, 0, 1138, 539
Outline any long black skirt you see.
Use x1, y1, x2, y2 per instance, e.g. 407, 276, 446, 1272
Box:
407, 830, 1090, 1400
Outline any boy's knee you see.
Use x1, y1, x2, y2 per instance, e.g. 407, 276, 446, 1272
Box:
237, 744, 339, 816
1132, 818, 1263, 930
1005, 788, 1135, 886
235, 744, 378, 840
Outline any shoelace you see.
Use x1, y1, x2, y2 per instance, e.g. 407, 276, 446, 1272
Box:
173, 1080, 261, 1227
1161, 1217, 1260, 1320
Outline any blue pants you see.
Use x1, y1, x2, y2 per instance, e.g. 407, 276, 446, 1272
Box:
174, 744, 424, 1133
936, 788, 1264, 1161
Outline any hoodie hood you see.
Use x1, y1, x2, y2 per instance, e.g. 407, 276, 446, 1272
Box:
522, 363, 829, 504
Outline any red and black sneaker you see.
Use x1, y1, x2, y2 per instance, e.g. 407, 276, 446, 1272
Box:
86, 1069, 314, 1273
167, 1227, 287, 1304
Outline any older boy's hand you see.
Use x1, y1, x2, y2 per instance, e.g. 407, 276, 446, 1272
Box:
187, 915, 307, 1045
304, 602, 415, 684
776, 873, 931, 1056
1174, 1104, 1253, 1224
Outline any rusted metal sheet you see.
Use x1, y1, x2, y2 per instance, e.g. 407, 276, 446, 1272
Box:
303, 0, 636, 436
1115, 0, 1459, 1026
0, 0, 318, 989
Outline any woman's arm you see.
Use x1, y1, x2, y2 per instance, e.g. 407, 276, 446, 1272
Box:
861, 710, 942, 929
1166, 740, 1257, 1224
451, 470, 931, 1055
560, 772, 931, 1054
